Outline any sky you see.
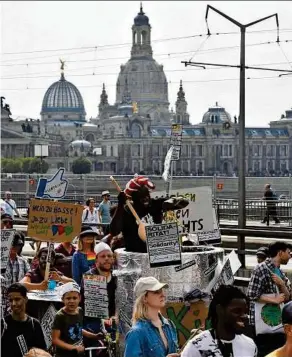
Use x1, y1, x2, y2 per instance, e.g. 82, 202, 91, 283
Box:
1, 1, 292, 127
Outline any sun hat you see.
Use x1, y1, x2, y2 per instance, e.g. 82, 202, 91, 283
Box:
134, 276, 168, 298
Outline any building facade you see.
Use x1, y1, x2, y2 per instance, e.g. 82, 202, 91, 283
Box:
1, 5, 292, 176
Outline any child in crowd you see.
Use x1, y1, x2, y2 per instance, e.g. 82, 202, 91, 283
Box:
52, 282, 103, 357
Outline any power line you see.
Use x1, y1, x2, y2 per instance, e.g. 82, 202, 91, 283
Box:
2, 74, 290, 91
2, 27, 292, 56
1, 39, 292, 67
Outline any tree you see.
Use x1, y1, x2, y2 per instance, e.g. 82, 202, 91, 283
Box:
72, 157, 92, 174
29, 158, 49, 174
1, 159, 22, 173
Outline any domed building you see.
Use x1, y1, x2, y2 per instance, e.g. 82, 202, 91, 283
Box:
41, 72, 86, 122
202, 102, 232, 124
115, 4, 169, 123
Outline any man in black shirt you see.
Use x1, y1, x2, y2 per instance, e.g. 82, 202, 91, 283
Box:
1, 283, 47, 357
110, 175, 188, 253
262, 184, 280, 224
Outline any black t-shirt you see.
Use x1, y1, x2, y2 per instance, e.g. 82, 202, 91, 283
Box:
52, 307, 84, 357
1, 314, 47, 357
121, 198, 164, 253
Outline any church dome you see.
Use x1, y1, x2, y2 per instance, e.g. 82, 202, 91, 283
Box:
134, 5, 149, 26
41, 73, 86, 117
70, 139, 91, 149
202, 102, 231, 124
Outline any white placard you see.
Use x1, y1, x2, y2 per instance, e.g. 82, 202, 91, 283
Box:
83, 275, 108, 319
41, 304, 57, 349
154, 186, 214, 235
1, 229, 15, 271
146, 222, 182, 268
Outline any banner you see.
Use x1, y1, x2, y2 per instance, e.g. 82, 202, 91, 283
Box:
27, 199, 83, 242
162, 146, 174, 182
41, 304, 57, 349
1, 229, 15, 271
83, 274, 109, 319
154, 186, 214, 235
170, 124, 183, 161
146, 222, 181, 268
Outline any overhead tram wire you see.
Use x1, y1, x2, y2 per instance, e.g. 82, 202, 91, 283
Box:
2, 27, 292, 56
2, 74, 291, 91
1, 38, 292, 67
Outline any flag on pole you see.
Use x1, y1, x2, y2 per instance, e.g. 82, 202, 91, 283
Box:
162, 146, 174, 182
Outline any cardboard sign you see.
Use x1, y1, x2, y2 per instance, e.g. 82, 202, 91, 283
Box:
197, 229, 221, 245
35, 167, 68, 199
1, 229, 15, 271
154, 187, 214, 235
27, 199, 83, 242
83, 274, 109, 319
161, 300, 209, 347
170, 124, 183, 161
146, 222, 181, 268
41, 304, 57, 349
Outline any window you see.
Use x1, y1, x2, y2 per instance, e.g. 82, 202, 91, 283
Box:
229, 145, 233, 157
281, 145, 288, 157
132, 123, 141, 138
110, 146, 113, 157
197, 145, 203, 157
132, 144, 141, 157
223, 145, 228, 157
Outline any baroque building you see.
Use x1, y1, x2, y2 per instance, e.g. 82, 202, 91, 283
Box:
1, 5, 292, 176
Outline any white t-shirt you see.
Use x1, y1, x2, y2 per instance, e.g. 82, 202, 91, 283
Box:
82, 207, 100, 224
181, 330, 257, 357
4, 199, 16, 218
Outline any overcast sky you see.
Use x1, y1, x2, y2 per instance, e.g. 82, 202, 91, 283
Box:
1, 1, 292, 127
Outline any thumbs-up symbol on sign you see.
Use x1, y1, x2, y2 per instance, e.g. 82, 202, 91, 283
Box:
36, 168, 68, 199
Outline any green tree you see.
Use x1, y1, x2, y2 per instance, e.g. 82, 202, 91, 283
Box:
29, 158, 49, 174
1, 159, 22, 173
21, 158, 33, 173
72, 157, 92, 174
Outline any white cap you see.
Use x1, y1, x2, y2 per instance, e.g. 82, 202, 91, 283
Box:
59, 282, 80, 297
134, 276, 168, 298
94, 242, 112, 256
102, 190, 110, 196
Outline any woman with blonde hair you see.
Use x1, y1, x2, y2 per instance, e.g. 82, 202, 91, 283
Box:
72, 226, 98, 285
124, 276, 179, 357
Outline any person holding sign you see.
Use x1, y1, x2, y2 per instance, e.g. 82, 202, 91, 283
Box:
247, 242, 291, 357
82, 243, 117, 338
72, 226, 98, 285
20, 247, 73, 291
52, 282, 103, 357
1, 283, 47, 357
124, 276, 179, 357
110, 175, 188, 253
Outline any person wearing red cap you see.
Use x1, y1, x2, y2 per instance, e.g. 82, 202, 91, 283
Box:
110, 175, 188, 253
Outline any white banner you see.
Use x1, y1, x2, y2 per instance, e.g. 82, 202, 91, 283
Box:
1, 229, 15, 271
162, 146, 174, 182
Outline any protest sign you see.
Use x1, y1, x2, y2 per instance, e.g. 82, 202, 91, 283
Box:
154, 186, 214, 235
1, 229, 15, 270
27, 199, 83, 242
41, 304, 57, 349
83, 274, 109, 319
35, 167, 68, 199
161, 300, 209, 347
170, 124, 183, 161
146, 222, 181, 268
197, 229, 221, 245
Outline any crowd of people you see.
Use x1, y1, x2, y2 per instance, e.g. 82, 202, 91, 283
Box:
1, 176, 292, 357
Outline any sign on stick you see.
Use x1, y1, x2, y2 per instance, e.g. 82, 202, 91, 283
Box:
1, 229, 15, 270
83, 274, 109, 319
35, 167, 68, 199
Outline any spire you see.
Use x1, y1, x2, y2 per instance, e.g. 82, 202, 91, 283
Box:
139, 2, 144, 14
131, 4, 152, 58
59, 59, 66, 80
100, 83, 108, 106
122, 78, 132, 104
177, 80, 185, 101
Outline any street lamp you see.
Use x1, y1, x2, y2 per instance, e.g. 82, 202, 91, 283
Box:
34, 144, 49, 174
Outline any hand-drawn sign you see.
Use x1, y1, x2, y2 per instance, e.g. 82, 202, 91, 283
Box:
146, 222, 181, 268
170, 124, 183, 161
83, 274, 109, 319
41, 304, 57, 349
1, 229, 15, 271
27, 199, 83, 242
35, 167, 68, 199
161, 300, 210, 347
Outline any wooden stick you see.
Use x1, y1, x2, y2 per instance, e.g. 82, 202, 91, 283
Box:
44, 242, 54, 281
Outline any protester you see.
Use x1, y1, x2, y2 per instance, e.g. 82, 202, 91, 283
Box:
124, 276, 179, 357
266, 301, 292, 357
98, 190, 111, 234
51, 282, 103, 357
4, 231, 30, 288
55, 241, 76, 278
256, 246, 269, 264
110, 175, 188, 253
20, 247, 73, 291
82, 242, 117, 335
82, 197, 100, 228
1, 283, 47, 357
262, 184, 280, 224
247, 242, 291, 357
72, 226, 98, 285
182, 285, 257, 357
3, 191, 22, 219
1, 212, 13, 229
